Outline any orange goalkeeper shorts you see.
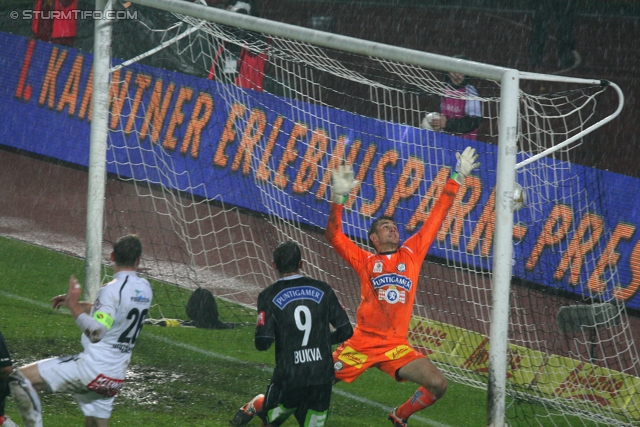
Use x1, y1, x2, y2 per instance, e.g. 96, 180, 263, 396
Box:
332, 330, 425, 383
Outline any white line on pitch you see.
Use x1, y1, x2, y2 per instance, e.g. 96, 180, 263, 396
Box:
0, 291, 454, 427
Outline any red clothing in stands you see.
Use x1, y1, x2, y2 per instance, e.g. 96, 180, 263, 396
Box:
32, 0, 77, 46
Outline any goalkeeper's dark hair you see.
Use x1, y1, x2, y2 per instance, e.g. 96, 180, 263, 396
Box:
368, 216, 395, 247
113, 234, 143, 267
273, 241, 302, 274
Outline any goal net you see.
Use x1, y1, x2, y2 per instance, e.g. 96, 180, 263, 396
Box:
95, 1, 639, 425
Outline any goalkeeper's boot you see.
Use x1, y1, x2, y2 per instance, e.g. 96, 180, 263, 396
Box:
231, 394, 264, 427
388, 407, 408, 427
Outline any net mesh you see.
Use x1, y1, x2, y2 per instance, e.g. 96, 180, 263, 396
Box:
100, 3, 640, 426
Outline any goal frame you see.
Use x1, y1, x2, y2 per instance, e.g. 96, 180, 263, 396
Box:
87, 1, 625, 426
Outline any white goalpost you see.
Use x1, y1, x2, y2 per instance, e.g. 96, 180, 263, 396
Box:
85, 0, 113, 304
84, 1, 638, 426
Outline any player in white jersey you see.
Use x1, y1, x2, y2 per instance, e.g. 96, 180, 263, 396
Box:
8, 235, 153, 427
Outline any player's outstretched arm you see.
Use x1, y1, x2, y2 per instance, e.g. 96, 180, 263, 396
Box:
453, 146, 481, 185
407, 146, 480, 254
61, 276, 108, 343
51, 276, 93, 313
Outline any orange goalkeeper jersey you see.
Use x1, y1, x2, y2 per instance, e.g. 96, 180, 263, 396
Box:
326, 178, 459, 342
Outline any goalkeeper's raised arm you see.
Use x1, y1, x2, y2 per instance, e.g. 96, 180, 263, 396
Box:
405, 146, 480, 257
325, 163, 362, 263
325, 148, 479, 249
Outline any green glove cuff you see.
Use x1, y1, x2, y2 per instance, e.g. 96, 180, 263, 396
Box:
452, 171, 464, 185
332, 194, 348, 205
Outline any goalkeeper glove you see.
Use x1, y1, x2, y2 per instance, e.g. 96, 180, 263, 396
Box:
331, 164, 359, 204
453, 146, 480, 185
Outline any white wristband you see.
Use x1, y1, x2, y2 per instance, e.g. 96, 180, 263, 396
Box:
75, 313, 107, 343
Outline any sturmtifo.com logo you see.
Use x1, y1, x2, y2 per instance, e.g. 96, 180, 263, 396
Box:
11, 9, 139, 21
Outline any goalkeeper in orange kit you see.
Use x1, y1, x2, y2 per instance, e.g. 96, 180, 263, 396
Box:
327, 147, 480, 427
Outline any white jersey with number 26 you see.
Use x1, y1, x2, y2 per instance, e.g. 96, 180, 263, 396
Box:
81, 271, 153, 379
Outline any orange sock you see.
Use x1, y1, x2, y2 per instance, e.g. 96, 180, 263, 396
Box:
396, 386, 437, 420
251, 394, 265, 413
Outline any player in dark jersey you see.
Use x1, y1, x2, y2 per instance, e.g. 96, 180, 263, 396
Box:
232, 241, 353, 427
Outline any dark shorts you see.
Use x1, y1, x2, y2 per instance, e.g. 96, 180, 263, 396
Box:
0, 331, 11, 369
0, 331, 11, 414
260, 382, 332, 427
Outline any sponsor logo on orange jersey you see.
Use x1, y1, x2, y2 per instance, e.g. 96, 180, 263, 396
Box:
337, 346, 368, 369
385, 345, 413, 360
371, 273, 412, 291
373, 261, 383, 273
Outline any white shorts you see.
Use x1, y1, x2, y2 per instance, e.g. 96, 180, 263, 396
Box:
37, 354, 124, 419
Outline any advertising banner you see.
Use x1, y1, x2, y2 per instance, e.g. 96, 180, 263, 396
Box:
2, 33, 640, 310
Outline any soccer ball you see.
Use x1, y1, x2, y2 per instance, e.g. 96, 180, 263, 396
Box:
513, 182, 526, 212
420, 112, 440, 130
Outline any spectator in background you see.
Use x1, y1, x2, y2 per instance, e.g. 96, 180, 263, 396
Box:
208, 0, 269, 91
426, 55, 482, 140
32, 0, 77, 47
529, 0, 580, 69
0, 331, 18, 427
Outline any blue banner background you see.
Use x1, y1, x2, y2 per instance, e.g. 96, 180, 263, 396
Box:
2, 33, 640, 309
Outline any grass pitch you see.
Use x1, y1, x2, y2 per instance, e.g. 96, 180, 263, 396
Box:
0, 236, 590, 426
